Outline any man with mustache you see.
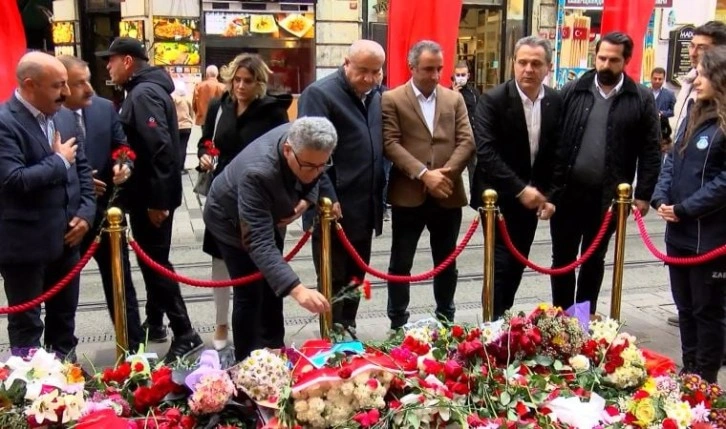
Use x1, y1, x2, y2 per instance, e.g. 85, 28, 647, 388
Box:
58, 55, 144, 352
550, 32, 661, 319
0, 52, 95, 360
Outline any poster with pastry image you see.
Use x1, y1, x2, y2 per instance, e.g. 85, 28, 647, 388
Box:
153, 42, 201, 66
120, 20, 144, 41
52, 22, 75, 45
276, 13, 314, 39
153, 18, 200, 42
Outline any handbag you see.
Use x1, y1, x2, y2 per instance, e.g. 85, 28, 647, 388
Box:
193, 107, 223, 196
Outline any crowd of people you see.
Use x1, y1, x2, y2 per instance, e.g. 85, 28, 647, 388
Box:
0, 21, 725, 384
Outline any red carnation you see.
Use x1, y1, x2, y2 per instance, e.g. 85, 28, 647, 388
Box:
633, 389, 650, 400
360, 280, 372, 300
111, 146, 136, 164
337, 366, 352, 379
662, 418, 678, 429
444, 360, 463, 380
451, 325, 464, 339
353, 409, 380, 427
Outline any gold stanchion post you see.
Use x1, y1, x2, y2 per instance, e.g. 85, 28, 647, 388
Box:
609, 183, 632, 321
318, 198, 334, 339
106, 207, 129, 360
482, 190, 498, 322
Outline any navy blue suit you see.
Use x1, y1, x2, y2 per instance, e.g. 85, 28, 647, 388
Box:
78, 95, 143, 350
0, 95, 96, 358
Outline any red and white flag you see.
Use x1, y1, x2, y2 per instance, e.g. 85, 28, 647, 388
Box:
0, 1, 26, 103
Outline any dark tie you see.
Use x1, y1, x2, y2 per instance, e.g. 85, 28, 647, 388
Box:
75, 111, 86, 140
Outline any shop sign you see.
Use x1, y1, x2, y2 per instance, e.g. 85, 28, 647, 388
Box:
204, 11, 315, 39
120, 20, 144, 41
667, 24, 695, 86
565, 0, 672, 7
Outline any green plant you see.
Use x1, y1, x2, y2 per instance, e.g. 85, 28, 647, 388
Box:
373, 0, 388, 13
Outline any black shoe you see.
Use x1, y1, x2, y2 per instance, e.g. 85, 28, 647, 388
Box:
163, 332, 203, 364
142, 320, 168, 343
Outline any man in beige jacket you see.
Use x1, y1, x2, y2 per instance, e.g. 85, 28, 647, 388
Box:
382, 40, 475, 330
192, 65, 225, 126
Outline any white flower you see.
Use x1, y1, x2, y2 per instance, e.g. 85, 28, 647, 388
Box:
665, 400, 694, 427
61, 390, 85, 423
568, 354, 591, 372
691, 401, 710, 422
26, 389, 61, 425
589, 318, 621, 343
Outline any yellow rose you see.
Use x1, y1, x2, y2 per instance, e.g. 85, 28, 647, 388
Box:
633, 398, 656, 426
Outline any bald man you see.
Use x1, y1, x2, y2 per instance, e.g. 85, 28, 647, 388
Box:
0, 52, 95, 360
299, 39, 386, 334
193, 65, 225, 126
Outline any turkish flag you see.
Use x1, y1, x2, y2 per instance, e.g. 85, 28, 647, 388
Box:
601, 0, 655, 81
0, 1, 26, 103
387, 0, 464, 88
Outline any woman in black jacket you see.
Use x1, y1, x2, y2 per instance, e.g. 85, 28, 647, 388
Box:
197, 53, 292, 351
651, 46, 726, 383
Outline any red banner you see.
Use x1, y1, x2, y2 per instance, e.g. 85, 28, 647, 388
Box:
600, 0, 655, 80
386, 0, 464, 88
0, 2, 26, 103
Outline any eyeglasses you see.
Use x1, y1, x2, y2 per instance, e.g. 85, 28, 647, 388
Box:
292, 150, 333, 171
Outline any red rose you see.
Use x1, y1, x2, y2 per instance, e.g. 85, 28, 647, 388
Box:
353, 409, 380, 427
423, 359, 444, 376
604, 405, 620, 417
366, 379, 379, 389
662, 418, 678, 429
515, 401, 529, 417
180, 415, 195, 429
451, 382, 470, 395
133, 362, 145, 373
337, 367, 352, 379
633, 389, 650, 400
361, 280, 372, 300
451, 325, 464, 338
444, 360, 463, 380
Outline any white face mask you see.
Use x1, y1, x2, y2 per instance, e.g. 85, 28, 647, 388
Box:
454, 76, 468, 86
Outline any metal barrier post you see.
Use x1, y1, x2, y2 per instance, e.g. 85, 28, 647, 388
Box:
318, 198, 334, 339
610, 183, 632, 321
106, 207, 129, 360
482, 190, 498, 322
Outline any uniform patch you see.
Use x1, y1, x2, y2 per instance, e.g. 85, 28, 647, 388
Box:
147, 117, 157, 128
696, 135, 709, 150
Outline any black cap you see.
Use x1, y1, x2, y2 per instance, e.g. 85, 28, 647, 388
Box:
95, 37, 149, 61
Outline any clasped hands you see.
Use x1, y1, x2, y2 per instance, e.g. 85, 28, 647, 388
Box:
518, 186, 556, 220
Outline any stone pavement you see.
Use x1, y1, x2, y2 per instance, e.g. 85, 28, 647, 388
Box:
0, 126, 723, 385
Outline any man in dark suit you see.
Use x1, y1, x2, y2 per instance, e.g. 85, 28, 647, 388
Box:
0, 52, 95, 359
650, 67, 676, 146
382, 40, 475, 329
98, 38, 203, 363
298, 40, 386, 334
471, 36, 563, 319
58, 55, 144, 352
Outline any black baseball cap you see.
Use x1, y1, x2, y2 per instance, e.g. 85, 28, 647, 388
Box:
95, 37, 149, 61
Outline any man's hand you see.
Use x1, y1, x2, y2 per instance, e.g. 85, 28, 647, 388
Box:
537, 202, 556, 220
518, 186, 547, 210
633, 199, 650, 216
147, 209, 170, 228
290, 284, 330, 314
453, 84, 462, 92
64, 217, 89, 247
112, 164, 131, 185
52, 132, 77, 164
657, 204, 680, 223
331, 202, 342, 220
422, 167, 454, 199
92, 170, 107, 197
199, 154, 214, 171
278, 199, 310, 227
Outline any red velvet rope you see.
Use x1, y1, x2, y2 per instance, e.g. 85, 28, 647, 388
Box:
129, 229, 312, 287
0, 238, 101, 315
335, 217, 480, 283
633, 209, 726, 265
497, 210, 615, 276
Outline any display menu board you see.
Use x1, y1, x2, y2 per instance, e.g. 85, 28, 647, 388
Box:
667, 25, 695, 86
152, 18, 201, 67
120, 20, 145, 41
52, 22, 76, 45
154, 42, 201, 66
204, 12, 314, 39
153, 18, 201, 42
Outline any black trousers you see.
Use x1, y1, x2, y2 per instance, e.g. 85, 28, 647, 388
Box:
493, 202, 539, 319
129, 208, 193, 337
0, 247, 80, 359
667, 244, 726, 382
80, 224, 144, 351
215, 234, 285, 361
550, 186, 616, 314
312, 231, 372, 328
178, 129, 191, 171
387, 199, 462, 329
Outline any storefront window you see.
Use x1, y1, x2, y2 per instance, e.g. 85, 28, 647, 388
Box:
504, 0, 525, 81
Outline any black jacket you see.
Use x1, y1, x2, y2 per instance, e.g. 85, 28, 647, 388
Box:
298, 67, 385, 241
470, 80, 563, 208
652, 119, 726, 253
454, 83, 480, 131
197, 92, 292, 179
119, 66, 181, 211
555, 70, 661, 207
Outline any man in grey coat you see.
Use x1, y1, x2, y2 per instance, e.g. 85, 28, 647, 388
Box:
298, 40, 386, 334
203, 117, 334, 360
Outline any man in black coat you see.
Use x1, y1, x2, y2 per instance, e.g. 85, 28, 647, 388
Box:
0, 52, 95, 360
470, 36, 563, 319
298, 40, 386, 333
58, 55, 144, 352
98, 37, 202, 363
452, 61, 480, 187
551, 32, 661, 317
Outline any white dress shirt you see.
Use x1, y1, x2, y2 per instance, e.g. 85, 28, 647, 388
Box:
14, 89, 69, 169
594, 73, 625, 99
515, 82, 545, 166
411, 80, 437, 135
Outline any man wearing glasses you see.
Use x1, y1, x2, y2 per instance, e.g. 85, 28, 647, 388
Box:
298, 40, 387, 336
203, 117, 334, 361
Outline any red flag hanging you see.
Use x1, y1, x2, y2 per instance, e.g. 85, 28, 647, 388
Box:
0, 1, 26, 103
600, 0, 655, 80
387, 0, 464, 88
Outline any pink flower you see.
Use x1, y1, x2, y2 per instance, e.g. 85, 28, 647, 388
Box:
188, 373, 235, 415
353, 409, 380, 427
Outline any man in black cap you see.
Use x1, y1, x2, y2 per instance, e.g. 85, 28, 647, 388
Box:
97, 37, 203, 363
